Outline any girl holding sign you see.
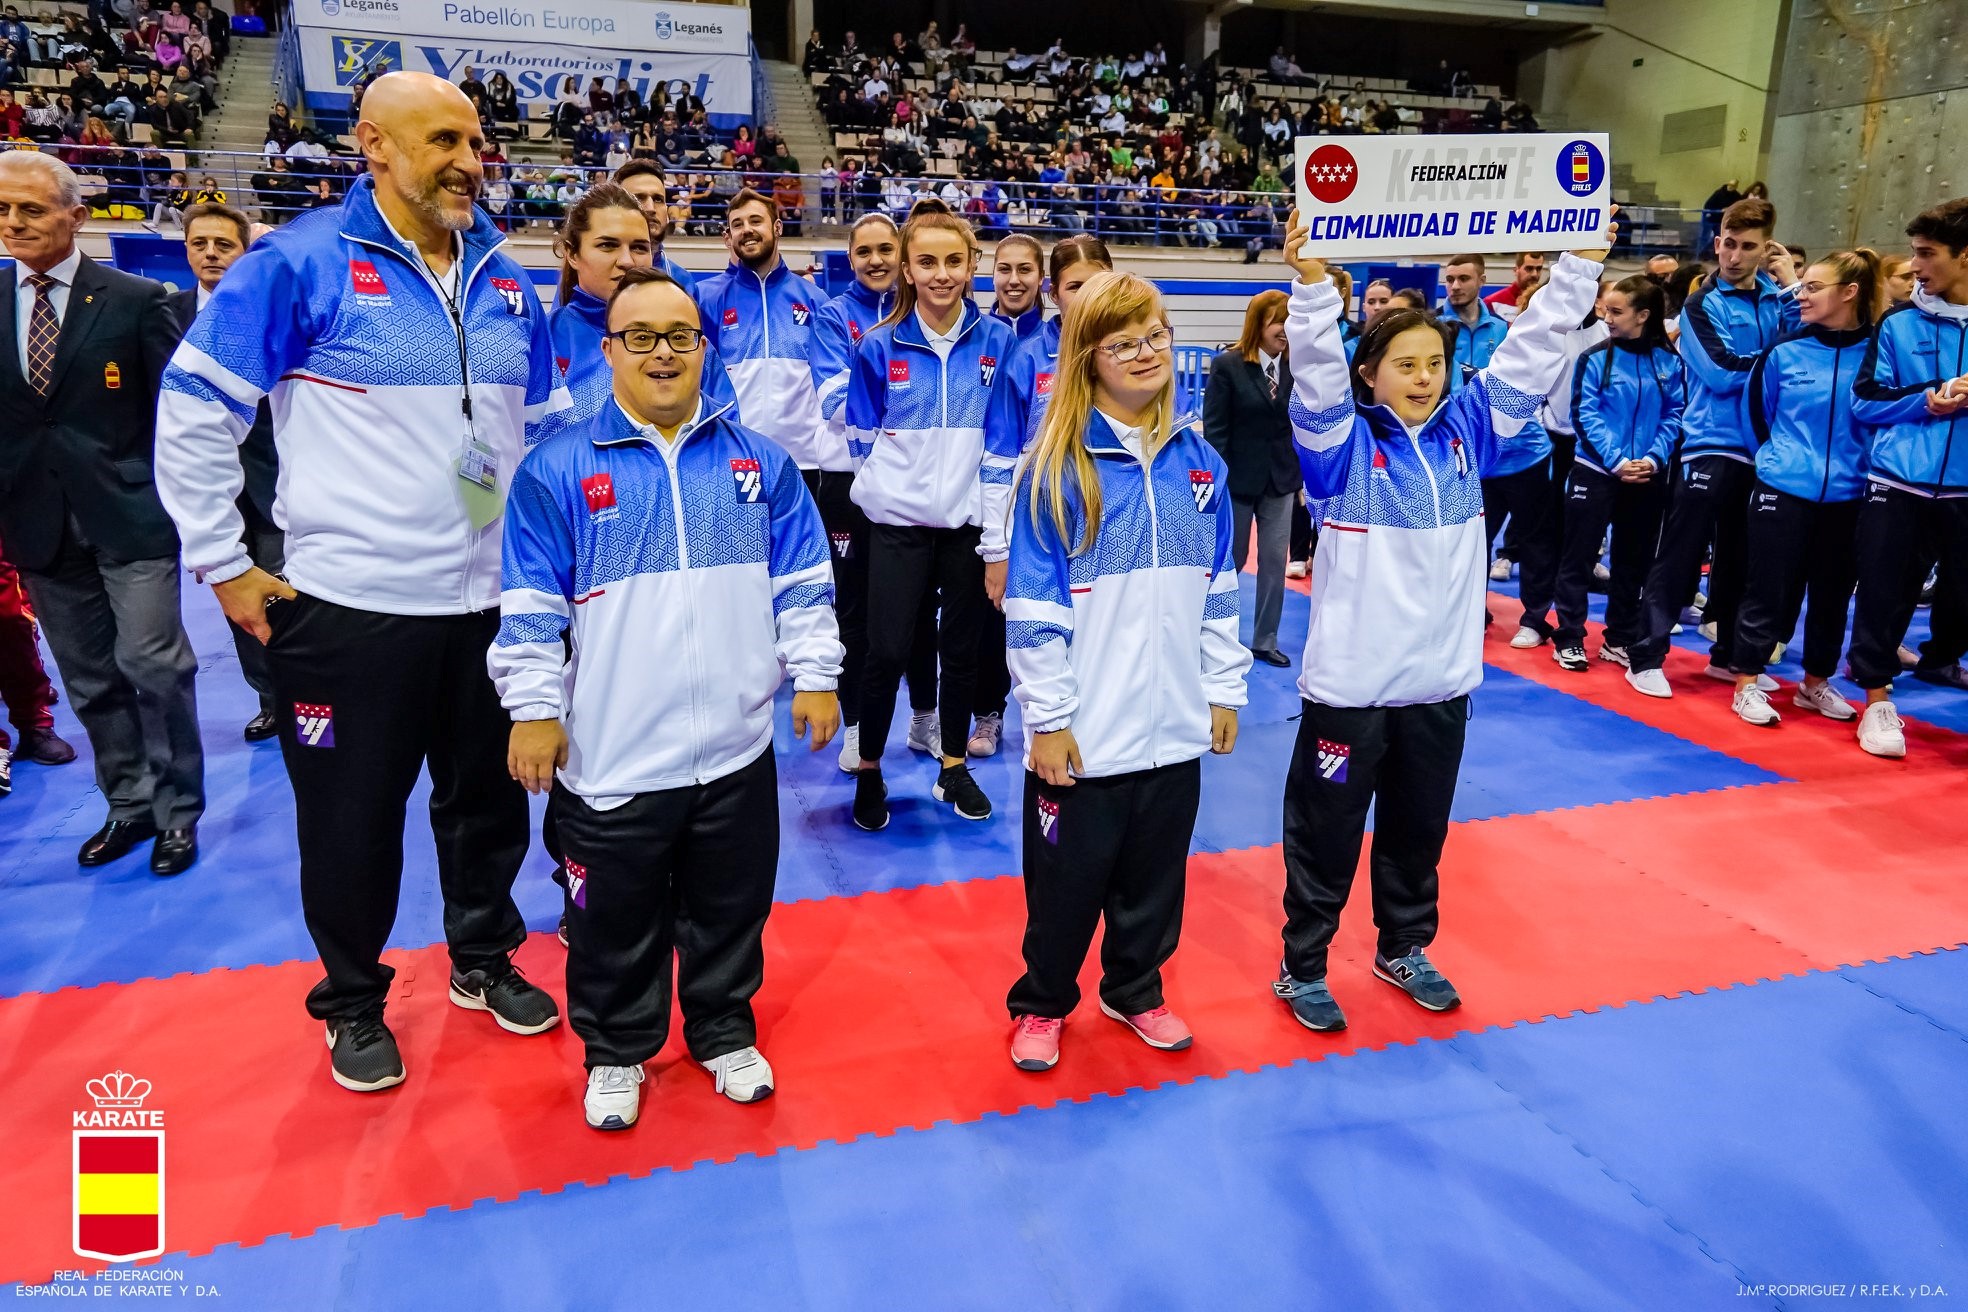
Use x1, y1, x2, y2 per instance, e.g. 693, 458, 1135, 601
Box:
1271, 208, 1615, 1033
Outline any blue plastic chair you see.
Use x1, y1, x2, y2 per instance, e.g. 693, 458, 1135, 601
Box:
1173, 344, 1216, 419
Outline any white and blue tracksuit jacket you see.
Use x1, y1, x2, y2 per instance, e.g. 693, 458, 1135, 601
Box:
1677, 271, 1801, 463
155, 176, 572, 615
989, 303, 1045, 342
548, 285, 738, 428
980, 317, 1065, 561
1289, 252, 1603, 707
490, 397, 843, 802
693, 259, 836, 470
1004, 411, 1250, 777
845, 302, 1018, 530
1747, 325, 1873, 503
657, 250, 698, 295
1438, 299, 1509, 395
1852, 287, 1968, 497
1570, 337, 1686, 475
809, 279, 895, 469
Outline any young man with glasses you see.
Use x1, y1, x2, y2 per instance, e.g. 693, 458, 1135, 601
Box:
495, 267, 843, 1131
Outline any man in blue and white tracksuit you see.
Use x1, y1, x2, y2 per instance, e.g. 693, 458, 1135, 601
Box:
493, 267, 842, 1129
153, 77, 571, 1093
1437, 252, 1510, 394
1627, 199, 1799, 682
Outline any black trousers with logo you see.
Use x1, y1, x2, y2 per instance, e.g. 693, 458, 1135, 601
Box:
1483, 456, 1560, 635
552, 750, 778, 1069
1554, 464, 1670, 649
1847, 483, 1968, 690
803, 469, 938, 726
1731, 482, 1860, 679
1631, 455, 1754, 673
265, 595, 529, 1021
1281, 697, 1467, 983
1007, 760, 1201, 1020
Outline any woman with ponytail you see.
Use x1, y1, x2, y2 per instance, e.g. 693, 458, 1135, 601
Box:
1726, 248, 1887, 726
843, 208, 1016, 829
550, 183, 734, 425
1001, 271, 1249, 1072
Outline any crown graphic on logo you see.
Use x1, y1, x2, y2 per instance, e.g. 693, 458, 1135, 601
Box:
86, 1071, 153, 1109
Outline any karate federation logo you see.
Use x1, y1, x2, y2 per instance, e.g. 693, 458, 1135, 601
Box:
790, 301, 811, 326
1303, 144, 1360, 205
1036, 795, 1060, 845
581, 472, 618, 522
979, 354, 997, 388
490, 276, 527, 316
1557, 139, 1605, 198
1189, 468, 1218, 512
829, 531, 854, 559
1316, 739, 1350, 783
565, 859, 589, 909
731, 458, 763, 503
73, 1072, 165, 1263
294, 703, 335, 748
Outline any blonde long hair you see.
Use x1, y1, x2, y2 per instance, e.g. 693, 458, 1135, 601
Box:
1018, 271, 1175, 556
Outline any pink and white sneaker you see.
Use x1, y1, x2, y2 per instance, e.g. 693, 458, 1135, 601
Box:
1099, 1002, 1194, 1050
1010, 1015, 1062, 1071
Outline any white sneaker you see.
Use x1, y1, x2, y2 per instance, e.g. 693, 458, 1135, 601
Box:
1285, 560, 1309, 579
1508, 626, 1545, 649
1489, 557, 1513, 582
1792, 683, 1857, 722
907, 711, 943, 759
1592, 562, 1611, 585
1598, 643, 1630, 668
1732, 685, 1781, 726
1707, 665, 1777, 693
701, 1045, 775, 1103
1857, 701, 1907, 758
836, 722, 861, 774
967, 711, 1003, 757
1698, 621, 1718, 641
1626, 668, 1671, 698
584, 1063, 644, 1130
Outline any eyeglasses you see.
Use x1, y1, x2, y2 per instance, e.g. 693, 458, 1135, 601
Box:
1797, 281, 1850, 296
1093, 326, 1174, 362
607, 326, 706, 354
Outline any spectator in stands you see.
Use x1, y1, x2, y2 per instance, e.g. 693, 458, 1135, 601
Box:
1261, 105, 1290, 162
486, 71, 517, 130
144, 167, 191, 229
552, 76, 582, 140
170, 62, 211, 114
160, 0, 189, 38
585, 76, 612, 120
249, 151, 300, 219
949, 24, 975, 72
571, 112, 603, 168
192, 0, 227, 62
673, 84, 704, 120
1003, 47, 1038, 83
802, 28, 828, 74
1483, 252, 1545, 323
70, 58, 110, 114
454, 65, 485, 106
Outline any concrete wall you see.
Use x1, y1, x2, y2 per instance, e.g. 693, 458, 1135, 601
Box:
1521, 0, 1786, 211
1767, 0, 1968, 254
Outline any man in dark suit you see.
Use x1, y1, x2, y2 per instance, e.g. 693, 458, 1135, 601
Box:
168, 200, 281, 742
1203, 291, 1301, 666
0, 149, 204, 873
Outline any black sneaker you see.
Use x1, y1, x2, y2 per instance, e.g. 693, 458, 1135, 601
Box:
852, 767, 889, 832
325, 1010, 406, 1092
449, 962, 561, 1035
1914, 663, 1968, 691
1553, 644, 1590, 673
933, 762, 992, 821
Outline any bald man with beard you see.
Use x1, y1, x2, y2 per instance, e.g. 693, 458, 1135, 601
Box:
156, 72, 574, 1094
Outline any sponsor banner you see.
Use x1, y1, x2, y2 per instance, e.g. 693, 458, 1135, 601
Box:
296, 27, 750, 121
296, 0, 748, 54
1292, 132, 1611, 258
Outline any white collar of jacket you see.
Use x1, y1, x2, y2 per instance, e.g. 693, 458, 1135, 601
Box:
337, 175, 507, 287
594, 394, 735, 449
841, 280, 894, 321
1913, 284, 1968, 321
890, 297, 983, 352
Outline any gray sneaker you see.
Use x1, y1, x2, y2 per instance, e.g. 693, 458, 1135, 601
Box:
325, 1010, 406, 1092
1373, 948, 1462, 1012
449, 963, 561, 1035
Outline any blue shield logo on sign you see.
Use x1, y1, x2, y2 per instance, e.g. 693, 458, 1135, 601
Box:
1556, 139, 1605, 198
332, 35, 400, 85
653, 11, 674, 39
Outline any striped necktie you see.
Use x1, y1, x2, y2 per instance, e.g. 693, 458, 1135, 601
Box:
25, 274, 60, 396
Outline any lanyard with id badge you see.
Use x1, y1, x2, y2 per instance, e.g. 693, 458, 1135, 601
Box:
434, 254, 505, 531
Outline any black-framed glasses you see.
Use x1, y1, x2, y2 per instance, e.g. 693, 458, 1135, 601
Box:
607, 326, 705, 354
1094, 326, 1174, 363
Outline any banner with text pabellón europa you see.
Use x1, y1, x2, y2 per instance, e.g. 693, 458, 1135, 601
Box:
294, 0, 749, 55
295, 25, 752, 126
1291, 132, 1612, 259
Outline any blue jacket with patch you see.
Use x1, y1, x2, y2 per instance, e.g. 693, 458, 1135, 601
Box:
155, 175, 572, 617
1747, 325, 1872, 503
490, 396, 842, 801
980, 317, 1067, 561
809, 278, 896, 446
693, 259, 836, 469
1851, 290, 1968, 497
548, 286, 738, 429
1437, 298, 1510, 396
1004, 410, 1250, 777
1570, 337, 1686, 475
1676, 271, 1801, 462
844, 302, 1017, 531
656, 250, 697, 294
989, 303, 1045, 342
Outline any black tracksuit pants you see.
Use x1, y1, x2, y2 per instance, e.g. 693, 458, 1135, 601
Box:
552, 750, 778, 1069
1290, 496, 1315, 562
1731, 482, 1859, 679
1007, 760, 1201, 1019
803, 470, 939, 725
1281, 697, 1467, 982
1631, 455, 1754, 673
1554, 464, 1669, 650
861, 523, 985, 763
1848, 482, 1968, 690
1483, 456, 1560, 635
265, 595, 530, 1021
973, 604, 1010, 720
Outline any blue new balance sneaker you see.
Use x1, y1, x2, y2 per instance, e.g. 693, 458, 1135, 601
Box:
1372, 948, 1462, 1012
1273, 969, 1347, 1032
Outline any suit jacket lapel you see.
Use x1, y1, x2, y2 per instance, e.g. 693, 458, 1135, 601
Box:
47, 255, 107, 397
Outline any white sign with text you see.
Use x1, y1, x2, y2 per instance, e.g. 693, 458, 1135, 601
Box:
296, 0, 749, 55
1292, 132, 1612, 258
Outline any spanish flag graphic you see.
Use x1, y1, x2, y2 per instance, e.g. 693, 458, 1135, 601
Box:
73, 1132, 164, 1261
